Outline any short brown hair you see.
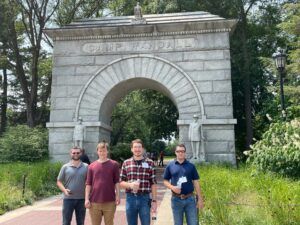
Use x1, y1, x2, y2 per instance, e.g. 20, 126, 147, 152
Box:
97, 141, 109, 151
131, 139, 144, 148
71, 146, 81, 152
175, 144, 186, 152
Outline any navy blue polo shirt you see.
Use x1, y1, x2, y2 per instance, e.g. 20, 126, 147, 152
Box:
163, 159, 199, 195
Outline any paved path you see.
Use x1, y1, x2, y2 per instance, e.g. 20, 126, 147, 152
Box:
0, 167, 173, 225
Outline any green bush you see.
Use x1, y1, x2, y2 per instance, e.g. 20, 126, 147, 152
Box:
164, 140, 178, 156
0, 161, 61, 215
247, 119, 300, 178
0, 125, 48, 162
110, 143, 132, 163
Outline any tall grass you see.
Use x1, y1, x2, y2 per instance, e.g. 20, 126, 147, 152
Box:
0, 161, 61, 215
198, 164, 300, 225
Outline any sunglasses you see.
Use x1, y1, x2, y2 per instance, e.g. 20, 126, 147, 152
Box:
175, 150, 185, 153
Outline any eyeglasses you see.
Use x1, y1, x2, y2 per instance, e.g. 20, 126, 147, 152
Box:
72, 152, 81, 155
175, 150, 185, 153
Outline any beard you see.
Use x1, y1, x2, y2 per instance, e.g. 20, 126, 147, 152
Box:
72, 156, 80, 161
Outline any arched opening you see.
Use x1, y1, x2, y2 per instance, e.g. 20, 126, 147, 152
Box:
110, 89, 178, 148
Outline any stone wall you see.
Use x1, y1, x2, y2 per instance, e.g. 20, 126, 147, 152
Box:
46, 12, 237, 164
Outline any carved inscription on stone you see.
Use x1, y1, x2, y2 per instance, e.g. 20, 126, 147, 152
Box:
82, 38, 196, 54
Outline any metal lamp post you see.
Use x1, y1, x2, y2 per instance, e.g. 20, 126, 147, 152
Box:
272, 47, 287, 118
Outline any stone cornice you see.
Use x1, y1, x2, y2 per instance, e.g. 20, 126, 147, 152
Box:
177, 119, 237, 125
46, 122, 112, 131
44, 19, 237, 41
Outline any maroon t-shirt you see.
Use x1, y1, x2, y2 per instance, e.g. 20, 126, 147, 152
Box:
86, 159, 120, 203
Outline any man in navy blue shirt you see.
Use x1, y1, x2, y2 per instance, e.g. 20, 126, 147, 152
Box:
163, 144, 204, 225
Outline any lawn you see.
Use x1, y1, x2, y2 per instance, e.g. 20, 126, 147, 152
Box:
198, 164, 300, 225
0, 162, 299, 225
0, 161, 61, 215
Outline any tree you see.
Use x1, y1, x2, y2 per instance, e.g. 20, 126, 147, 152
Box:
3, 0, 59, 127
111, 90, 178, 149
0, 1, 10, 134
278, 3, 300, 79
55, 0, 108, 26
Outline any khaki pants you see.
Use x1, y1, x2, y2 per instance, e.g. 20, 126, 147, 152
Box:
89, 201, 116, 225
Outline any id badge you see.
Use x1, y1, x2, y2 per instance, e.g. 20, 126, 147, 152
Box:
179, 176, 187, 183
142, 162, 149, 168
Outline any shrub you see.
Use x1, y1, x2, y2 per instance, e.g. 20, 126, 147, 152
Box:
164, 139, 179, 156
151, 140, 166, 153
247, 119, 300, 178
0, 125, 48, 162
0, 161, 61, 215
110, 143, 132, 163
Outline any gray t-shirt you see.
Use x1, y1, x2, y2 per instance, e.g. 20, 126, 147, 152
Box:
57, 161, 88, 199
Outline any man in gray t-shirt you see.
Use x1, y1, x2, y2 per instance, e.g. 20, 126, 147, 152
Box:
57, 147, 88, 225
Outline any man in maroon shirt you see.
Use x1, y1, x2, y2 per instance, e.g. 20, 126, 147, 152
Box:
85, 141, 120, 225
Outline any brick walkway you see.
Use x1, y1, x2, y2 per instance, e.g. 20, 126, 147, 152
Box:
0, 167, 172, 225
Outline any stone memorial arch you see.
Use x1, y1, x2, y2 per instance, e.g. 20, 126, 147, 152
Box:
45, 11, 237, 164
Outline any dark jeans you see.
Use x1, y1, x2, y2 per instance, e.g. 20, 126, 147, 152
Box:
126, 193, 151, 225
63, 199, 86, 225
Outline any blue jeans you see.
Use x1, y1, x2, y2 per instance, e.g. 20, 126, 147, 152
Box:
126, 193, 151, 225
171, 196, 198, 225
63, 199, 86, 225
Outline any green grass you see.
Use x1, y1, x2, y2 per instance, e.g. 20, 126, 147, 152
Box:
0, 161, 62, 215
198, 164, 300, 225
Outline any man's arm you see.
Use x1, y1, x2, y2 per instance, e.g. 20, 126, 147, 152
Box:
193, 180, 204, 209
84, 185, 91, 208
115, 183, 121, 205
163, 179, 181, 194
151, 184, 158, 212
57, 180, 71, 196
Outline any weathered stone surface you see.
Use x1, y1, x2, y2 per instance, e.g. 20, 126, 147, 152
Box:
206, 153, 236, 164
206, 129, 235, 141
183, 50, 225, 61
205, 106, 233, 118
189, 70, 231, 81
204, 60, 231, 70
46, 11, 237, 164
195, 81, 213, 93
205, 141, 230, 153
213, 80, 232, 92
54, 97, 78, 109
50, 110, 75, 122
54, 56, 95, 66
177, 61, 204, 71
202, 93, 229, 106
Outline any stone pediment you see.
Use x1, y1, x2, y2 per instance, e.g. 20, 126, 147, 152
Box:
44, 11, 237, 40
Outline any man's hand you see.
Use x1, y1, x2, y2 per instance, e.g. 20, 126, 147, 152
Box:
151, 201, 157, 213
85, 199, 91, 208
115, 196, 121, 205
131, 181, 140, 192
64, 189, 72, 196
171, 186, 181, 194
197, 197, 204, 209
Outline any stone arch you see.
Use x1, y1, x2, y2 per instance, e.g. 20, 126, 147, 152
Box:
75, 55, 205, 124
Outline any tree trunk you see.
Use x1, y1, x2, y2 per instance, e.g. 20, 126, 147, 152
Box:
0, 67, 7, 134
239, 4, 253, 149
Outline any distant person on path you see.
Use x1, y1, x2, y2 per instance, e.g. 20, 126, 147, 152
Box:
120, 139, 157, 225
158, 150, 164, 167
163, 144, 204, 225
80, 148, 91, 165
85, 141, 120, 225
57, 147, 88, 225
